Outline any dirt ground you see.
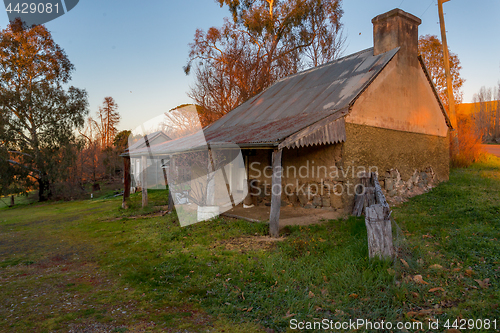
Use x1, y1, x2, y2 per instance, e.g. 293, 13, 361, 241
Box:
481, 144, 500, 157
224, 203, 342, 227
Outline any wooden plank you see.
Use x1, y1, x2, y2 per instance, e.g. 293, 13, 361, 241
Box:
371, 172, 390, 218
141, 155, 148, 208
122, 156, 131, 209
221, 213, 261, 223
220, 165, 236, 208
352, 172, 371, 216
269, 149, 283, 238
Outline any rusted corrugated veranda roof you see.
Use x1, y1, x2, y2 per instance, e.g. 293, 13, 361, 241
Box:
131, 47, 399, 156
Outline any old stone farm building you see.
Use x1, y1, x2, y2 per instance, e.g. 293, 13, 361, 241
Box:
125, 9, 451, 229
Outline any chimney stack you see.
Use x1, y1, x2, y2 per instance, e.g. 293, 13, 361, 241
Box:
372, 9, 421, 67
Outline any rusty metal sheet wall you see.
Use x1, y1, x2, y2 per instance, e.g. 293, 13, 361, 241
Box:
286, 117, 346, 149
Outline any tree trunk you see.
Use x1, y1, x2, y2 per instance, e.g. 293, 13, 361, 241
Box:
38, 176, 50, 202
122, 156, 131, 209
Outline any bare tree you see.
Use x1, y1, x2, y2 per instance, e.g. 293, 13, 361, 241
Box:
185, 0, 345, 126
472, 85, 500, 142
96, 97, 120, 148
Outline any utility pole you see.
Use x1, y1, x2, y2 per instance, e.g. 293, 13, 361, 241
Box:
438, 0, 459, 155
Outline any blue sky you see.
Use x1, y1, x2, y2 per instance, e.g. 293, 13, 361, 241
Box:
1, 0, 499, 131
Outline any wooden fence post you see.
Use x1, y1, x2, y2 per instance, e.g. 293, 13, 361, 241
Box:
365, 172, 393, 259
365, 204, 394, 259
141, 155, 148, 208
122, 156, 131, 209
269, 149, 283, 238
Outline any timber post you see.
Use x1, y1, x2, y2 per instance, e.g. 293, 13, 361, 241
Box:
161, 157, 175, 212
269, 148, 283, 238
364, 172, 394, 259
167, 155, 175, 211
141, 155, 148, 208
206, 149, 215, 206
122, 156, 131, 209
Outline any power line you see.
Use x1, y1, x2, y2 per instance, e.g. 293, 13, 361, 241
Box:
398, 0, 405, 8
421, 0, 435, 17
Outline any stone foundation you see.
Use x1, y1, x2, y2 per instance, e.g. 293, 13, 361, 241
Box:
378, 167, 437, 205
248, 179, 345, 211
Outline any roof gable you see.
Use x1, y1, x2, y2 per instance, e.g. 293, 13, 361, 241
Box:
127, 131, 171, 152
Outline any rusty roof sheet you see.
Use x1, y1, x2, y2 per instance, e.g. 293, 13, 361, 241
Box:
129, 47, 398, 156
203, 47, 399, 145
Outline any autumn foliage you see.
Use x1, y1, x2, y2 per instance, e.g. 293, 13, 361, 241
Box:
418, 34, 487, 166
452, 111, 484, 167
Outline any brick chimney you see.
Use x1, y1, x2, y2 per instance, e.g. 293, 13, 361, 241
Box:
372, 9, 421, 68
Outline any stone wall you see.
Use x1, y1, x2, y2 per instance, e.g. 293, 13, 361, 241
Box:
341, 122, 449, 210
246, 143, 345, 211
245, 122, 449, 212
378, 167, 437, 205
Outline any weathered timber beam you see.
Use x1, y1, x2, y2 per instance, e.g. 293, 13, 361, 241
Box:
269, 148, 283, 238
122, 156, 131, 209
141, 155, 148, 208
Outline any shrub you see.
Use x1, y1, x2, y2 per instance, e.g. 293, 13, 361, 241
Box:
451, 114, 484, 167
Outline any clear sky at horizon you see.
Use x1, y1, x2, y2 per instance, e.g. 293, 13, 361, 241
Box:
1, 0, 499, 131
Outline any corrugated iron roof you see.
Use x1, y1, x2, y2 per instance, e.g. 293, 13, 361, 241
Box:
125, 131, 171, 153
204, 47, 398, 145
128, 47, 399, 156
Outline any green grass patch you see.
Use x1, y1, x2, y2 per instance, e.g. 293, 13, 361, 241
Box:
0, 160, 499, 331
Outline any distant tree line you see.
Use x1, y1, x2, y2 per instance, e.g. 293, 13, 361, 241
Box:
470, 85, 500, 143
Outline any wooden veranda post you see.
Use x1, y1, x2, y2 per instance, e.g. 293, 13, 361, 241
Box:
141, 155, 148, 207
122, 156, 131, 209
269, 149, 283, 238
161, 157, 175, 212
167, 155, 175, 211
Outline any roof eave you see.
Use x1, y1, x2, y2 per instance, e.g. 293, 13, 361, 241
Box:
418, 55, 453, 129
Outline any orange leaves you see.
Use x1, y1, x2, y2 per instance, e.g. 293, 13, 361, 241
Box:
429, 264, 443, 270
464, 269, 474, 277
413, 275, 429, 285
474, 278, 490, 289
